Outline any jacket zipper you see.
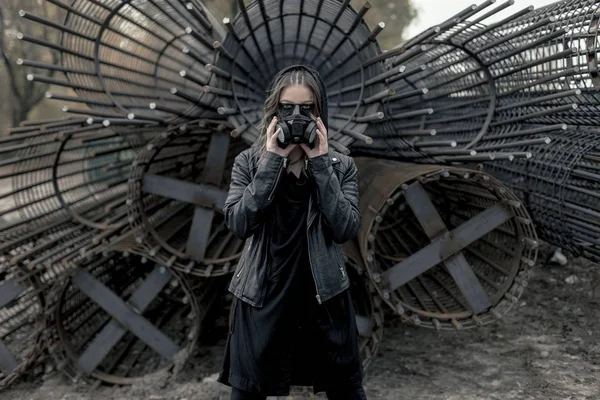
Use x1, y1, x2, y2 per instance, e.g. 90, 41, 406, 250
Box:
307, 200, 322, 304
267, 157, 287, 202
333, 247, 345, 278
237, 247, 246, 278
236, 263, 245, 278
236, 240, 251, 278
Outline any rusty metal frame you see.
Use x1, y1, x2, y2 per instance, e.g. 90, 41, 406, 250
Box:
0, 266, 46, 391
71, 268, 180, 364
140, 133, 230, 262
0, 280, 25, 374
74, 267, 175, 374
400, 181, 494, 314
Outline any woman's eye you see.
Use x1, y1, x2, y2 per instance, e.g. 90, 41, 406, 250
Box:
301, 105, 312, 110
281, 104, 293, 110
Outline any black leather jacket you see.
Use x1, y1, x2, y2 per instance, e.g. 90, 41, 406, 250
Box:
223, 147, 361, 307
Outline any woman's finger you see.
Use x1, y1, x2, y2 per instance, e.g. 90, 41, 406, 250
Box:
272, 126, 282, 144
267, 116, 277, 138
317, 118, 327, 135
317, 129, 328, 153
316, 128, 326, 142
313, 130, 320, 145
316, 117, 324, 130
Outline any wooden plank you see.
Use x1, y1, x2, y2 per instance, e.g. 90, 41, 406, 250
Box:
72, 269, 180, 361
355, 315, 374, 338
77, 267, 173, 374
0, 279, 25, 309
126, 268, 173, 312
202, 134, 230, 185
142, 133, 230, 262
404, 181, 491, 313
385, 203, 513, 290
185, 207, 214, 261
142, 174, 228, 209
0, 339, 18, 374
404, 181, 447, 238
444, 253, 492, 314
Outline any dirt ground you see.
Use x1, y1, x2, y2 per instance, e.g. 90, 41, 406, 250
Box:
3, 244, 600, 400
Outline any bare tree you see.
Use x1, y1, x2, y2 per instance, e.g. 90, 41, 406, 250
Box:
0, 0, 61, 130
202, 0, 240, 22
351, 0, 418, 49
231, 0, 239, 16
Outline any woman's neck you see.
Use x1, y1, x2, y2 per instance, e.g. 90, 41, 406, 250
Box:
286, 146, 305, 178
288, 146, 304, 164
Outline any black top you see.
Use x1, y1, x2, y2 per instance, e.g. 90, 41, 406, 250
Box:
268, 169, 312, 287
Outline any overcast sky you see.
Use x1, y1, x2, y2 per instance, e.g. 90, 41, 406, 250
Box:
405, 0, 558, 38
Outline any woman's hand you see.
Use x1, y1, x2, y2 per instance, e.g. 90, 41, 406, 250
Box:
300, 117, 328, 158
266, 116, 298, 157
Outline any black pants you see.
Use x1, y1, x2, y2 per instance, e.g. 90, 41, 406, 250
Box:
230, 386, 367, 400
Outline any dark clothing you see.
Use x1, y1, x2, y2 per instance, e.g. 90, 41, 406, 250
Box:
230, 387, 266, 400
230, 386, 367, 400
221, 64, 363, 399
223, 148, 360, 307
269, 170, 312, 288
218, 171, 365, 398
224, 64, 360, 307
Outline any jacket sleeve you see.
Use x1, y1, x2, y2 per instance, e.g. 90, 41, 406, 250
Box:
307, 154, 361, 243
223, 150, 286, 239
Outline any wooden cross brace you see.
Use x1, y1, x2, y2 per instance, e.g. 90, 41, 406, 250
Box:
384, 181, 514, 315
141, 134, 230, 261
0, 279, 26, 373
355, 315, 374, 337
72, 267, 179, 374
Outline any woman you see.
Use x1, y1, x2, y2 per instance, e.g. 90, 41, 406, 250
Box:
218, 65, 366, 400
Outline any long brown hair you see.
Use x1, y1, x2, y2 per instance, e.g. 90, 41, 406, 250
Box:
256, 67, 323, 158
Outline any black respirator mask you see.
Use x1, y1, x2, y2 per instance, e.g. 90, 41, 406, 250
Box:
276, 103, 317, 149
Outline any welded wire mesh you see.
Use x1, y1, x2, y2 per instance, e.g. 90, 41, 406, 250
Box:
20, 0, 226, 124
353, 0, 600, 163
484, 127, 600, 262
0, 263, 45, 391
0, 119, 168, 296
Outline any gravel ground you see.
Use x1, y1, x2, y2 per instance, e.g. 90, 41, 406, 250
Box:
3, 244, 600, 400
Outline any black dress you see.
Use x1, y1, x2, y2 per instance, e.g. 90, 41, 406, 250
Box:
218, 169, 363, 397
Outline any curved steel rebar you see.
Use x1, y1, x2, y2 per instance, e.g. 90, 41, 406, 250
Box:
116, 124, 248, 276
355, 157, 538, 330
484, 127, 600, 262
0, 262, 45, 391
342, 241, 384, 371
352, 0, 600, 163
210, 0, 387, 153
19, 0, 226, 124
44, 253, 213, 385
